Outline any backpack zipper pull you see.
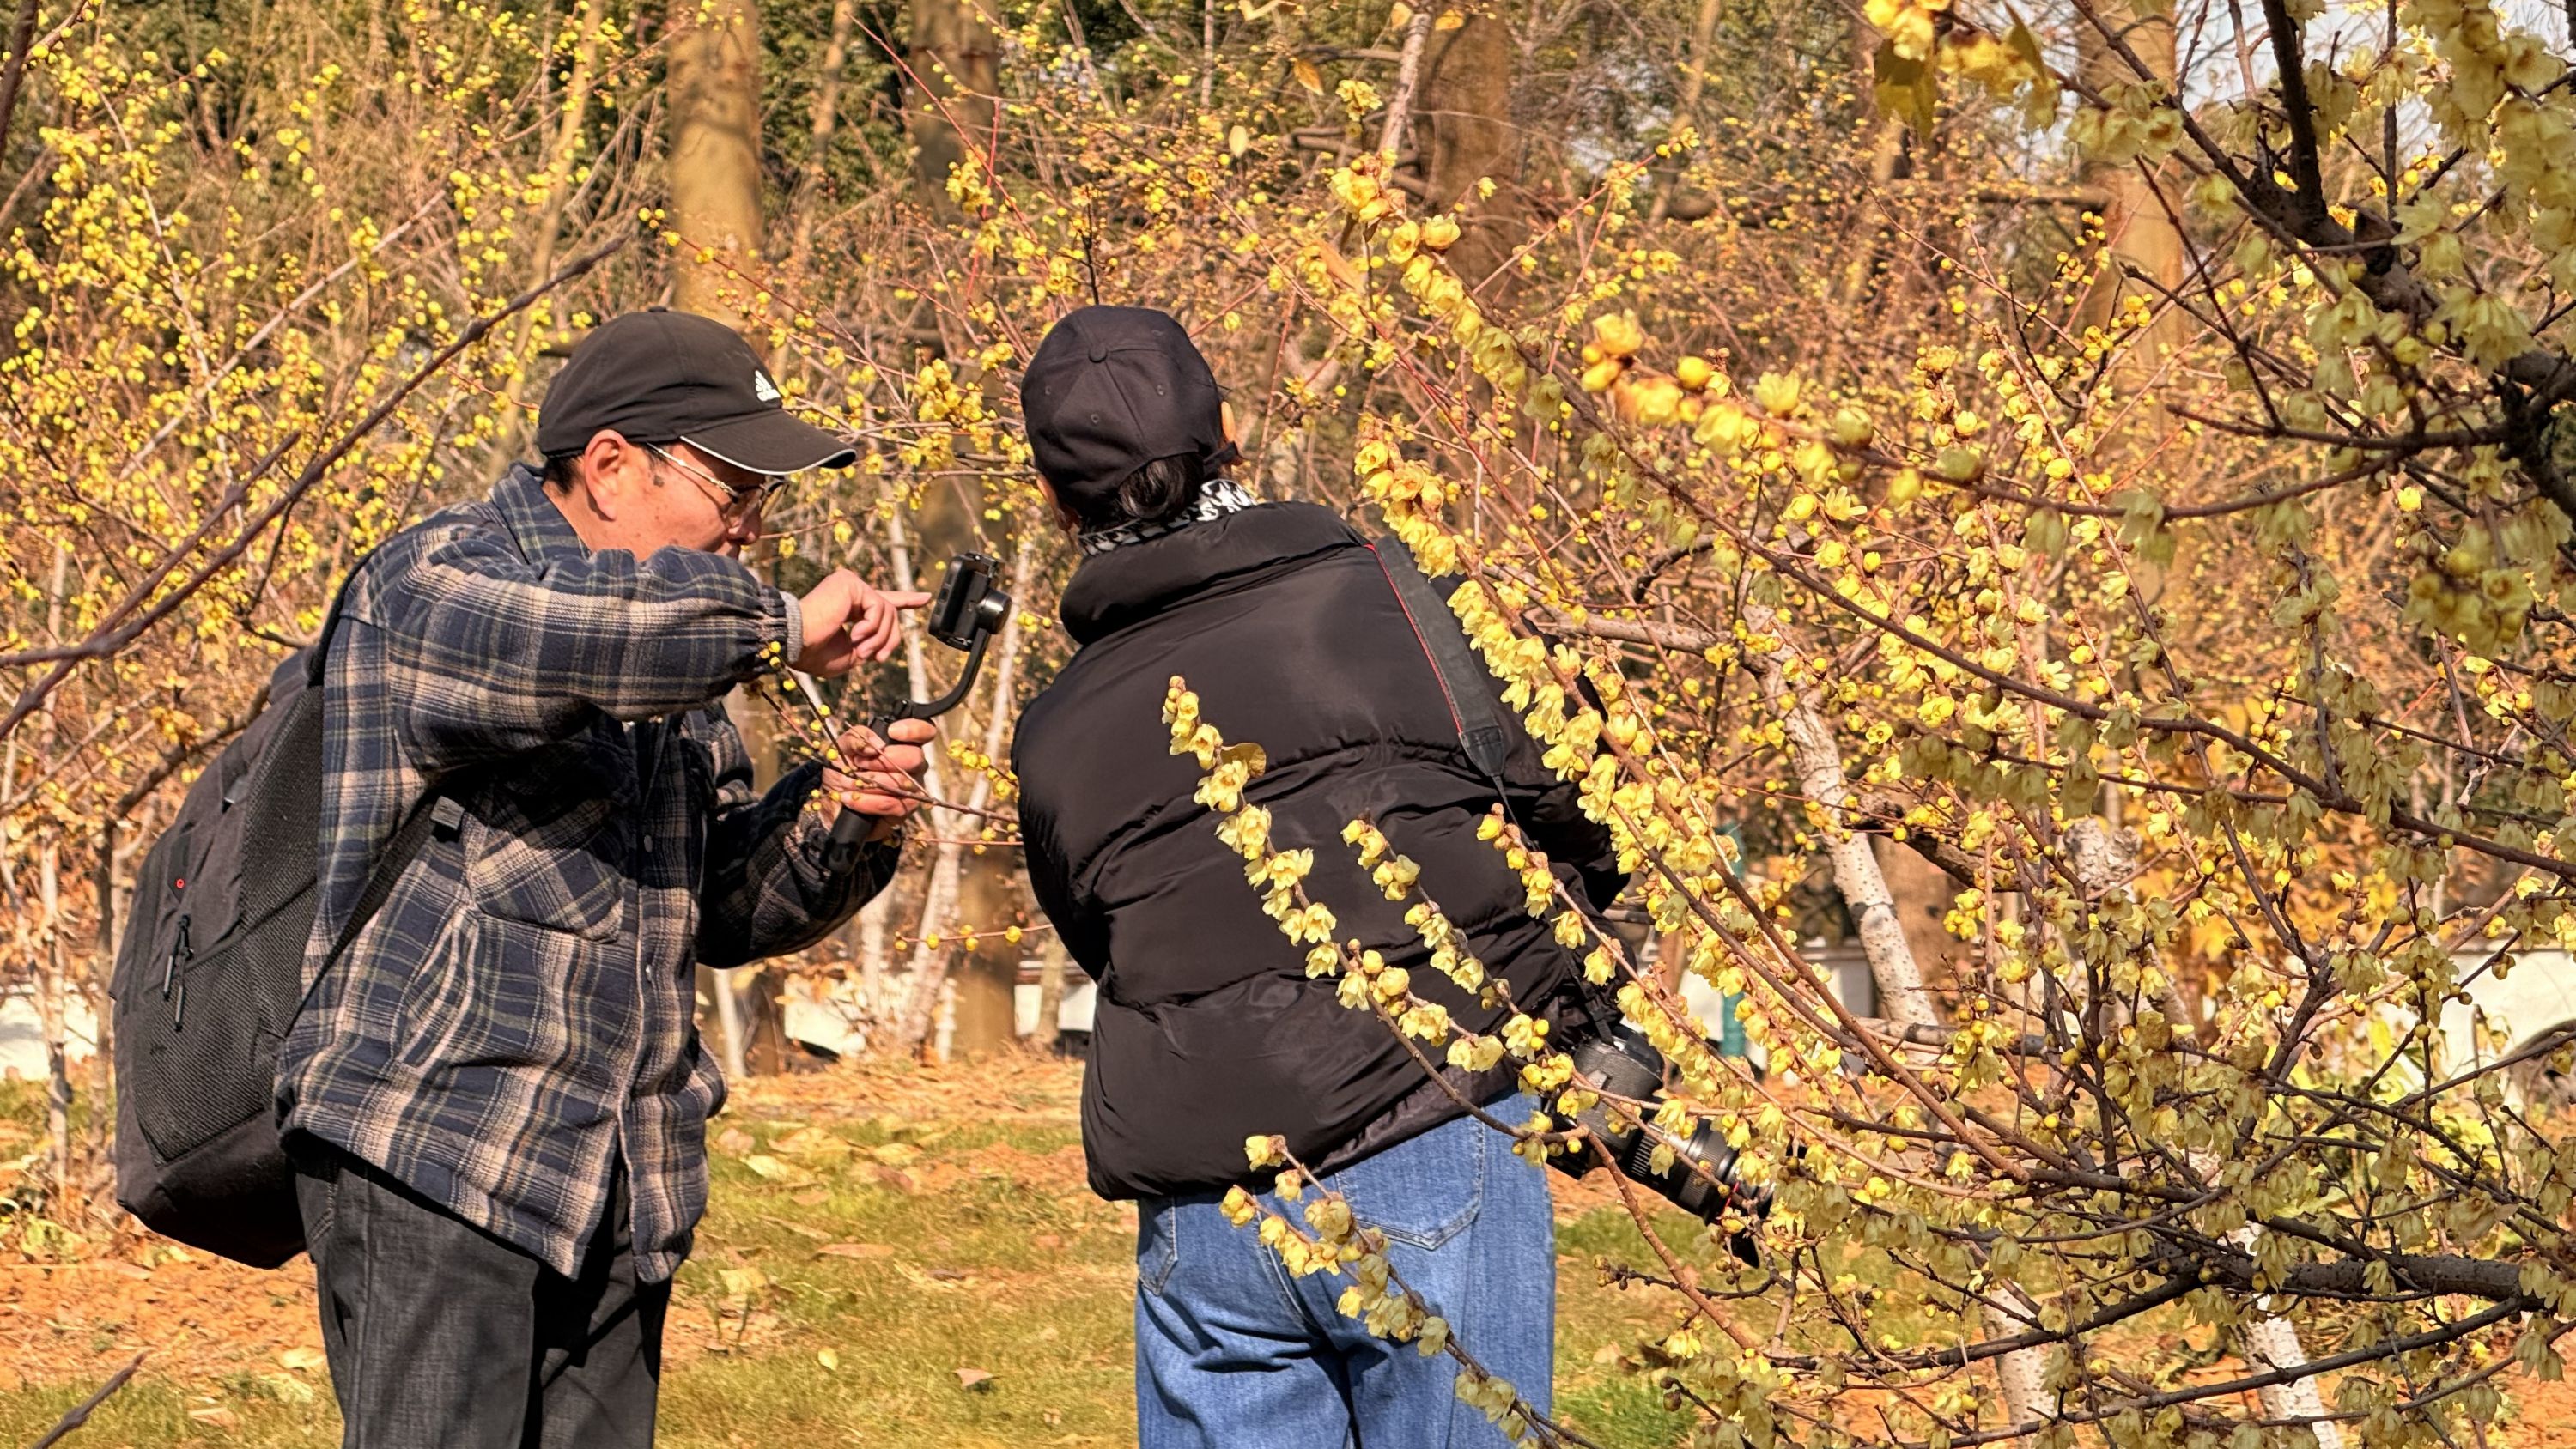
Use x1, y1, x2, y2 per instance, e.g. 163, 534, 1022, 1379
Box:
162, 914, 191, 999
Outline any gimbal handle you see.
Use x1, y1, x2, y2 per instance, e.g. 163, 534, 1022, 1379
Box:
879, 629, 992, 724
818, 626, 999, 870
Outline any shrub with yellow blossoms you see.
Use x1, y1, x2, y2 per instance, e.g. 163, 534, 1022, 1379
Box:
12, 0, 2576, 1441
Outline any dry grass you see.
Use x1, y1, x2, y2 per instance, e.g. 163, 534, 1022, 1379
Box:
5, 1057, 2571, 1446
0, 1056, 1680, 1446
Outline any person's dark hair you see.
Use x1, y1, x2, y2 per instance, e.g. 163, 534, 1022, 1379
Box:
540, 451, 583, 492
1066, 452, 1210, 533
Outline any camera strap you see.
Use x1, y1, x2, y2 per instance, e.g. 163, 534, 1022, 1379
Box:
1369, 537, 1512, 800
1371, 537, 1630, 1042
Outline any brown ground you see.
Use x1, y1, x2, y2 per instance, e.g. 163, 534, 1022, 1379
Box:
0, 1052, 1099, 1399
7, 1052, 2573, 1444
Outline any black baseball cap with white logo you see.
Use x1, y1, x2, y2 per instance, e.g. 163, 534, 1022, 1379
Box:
1020, 306, 1237, 510
536, 307, 857, 473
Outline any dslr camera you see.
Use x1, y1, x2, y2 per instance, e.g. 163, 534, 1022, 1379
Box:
1550, 1018, 1778, 1264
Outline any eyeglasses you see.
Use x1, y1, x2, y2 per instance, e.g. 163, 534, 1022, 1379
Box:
646, 443, 786, 517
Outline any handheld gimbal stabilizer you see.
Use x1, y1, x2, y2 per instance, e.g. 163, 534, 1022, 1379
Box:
793, 551, 1012, 871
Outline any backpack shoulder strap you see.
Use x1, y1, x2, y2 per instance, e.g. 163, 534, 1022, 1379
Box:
303, 547, 382, 688
319, 795, 457, 973
1370, 537, 1511, 792
299, 541, 459, 980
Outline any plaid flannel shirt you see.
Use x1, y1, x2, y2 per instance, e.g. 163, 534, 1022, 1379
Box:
277, 464, 897, 1282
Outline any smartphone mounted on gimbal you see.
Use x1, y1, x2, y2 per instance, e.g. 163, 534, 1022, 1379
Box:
822, 551, 1012, 866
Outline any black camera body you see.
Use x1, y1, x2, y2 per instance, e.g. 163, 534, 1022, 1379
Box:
1552, 1022, 1774, 1263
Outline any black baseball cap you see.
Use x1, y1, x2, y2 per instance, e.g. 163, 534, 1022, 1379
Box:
536, 307, 857, 474
1020, 306, 1237, 507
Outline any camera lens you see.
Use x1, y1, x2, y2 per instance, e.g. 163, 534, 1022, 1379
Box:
1558, 1022, 1777, 1264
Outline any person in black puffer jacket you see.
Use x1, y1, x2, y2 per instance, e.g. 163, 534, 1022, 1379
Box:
1011, 306, 1626, 1449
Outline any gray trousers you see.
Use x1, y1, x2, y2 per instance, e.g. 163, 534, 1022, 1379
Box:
291, 1140, 669, 1449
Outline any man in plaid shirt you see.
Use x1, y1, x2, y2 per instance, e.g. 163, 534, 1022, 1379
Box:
275, 308, 933, 1449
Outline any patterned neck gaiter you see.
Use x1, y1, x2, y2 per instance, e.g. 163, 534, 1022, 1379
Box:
1077, 479, 1262, 557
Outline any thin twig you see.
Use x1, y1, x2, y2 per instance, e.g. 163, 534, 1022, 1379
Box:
0, 237, 629, 738
25, 1352, 144, 1449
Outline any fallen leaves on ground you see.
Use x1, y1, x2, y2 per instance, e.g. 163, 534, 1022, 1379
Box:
740, 1154, 811, 1185
817, 1241, 895, 1260
769, 1126, 849, 1157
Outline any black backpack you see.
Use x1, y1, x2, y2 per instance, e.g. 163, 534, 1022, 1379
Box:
111, 565, 443, 1267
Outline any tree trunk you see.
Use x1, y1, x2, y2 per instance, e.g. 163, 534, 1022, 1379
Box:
2062, 825, 2344, 1446
1832, 8, 1916, 313
711, 688, 793, 1077
1379, 8, 1434, 163
945, 861, 1023, 1058
905, 0, 996, 210
708, 963, 750, 1079
2075, 0, 2184, 373
850, 887, 893, 1034
788, 0, 861, 275
90, 816, 118, 1208
1741, 596, 2052, 1429
878, 506, 949, 1049
2075, 0, 2188, 609
667, 0, 766, 327
36, 544, 72, 1204
1417, 16, 1521, 289
39, 837, 70, 1201
1744, 600, 1938, 1028
486, 1, 605, 470
894, 536, 1036, 1055
1647, 0, 1726, 224
1031, 935, 1068, 1052
525, 0, 601, 343
1872, 837, 1955, 989
668, 0, 781, 1071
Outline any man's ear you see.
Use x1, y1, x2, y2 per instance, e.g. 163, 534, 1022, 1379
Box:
577, 430, 642, 521
1036, 476, 1080, 534
1219, 399, 1238, 446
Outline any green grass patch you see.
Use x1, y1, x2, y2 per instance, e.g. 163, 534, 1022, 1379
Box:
0, 1063, 1727, 1448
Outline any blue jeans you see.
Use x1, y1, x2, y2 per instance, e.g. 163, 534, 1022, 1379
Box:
1133, 1096, 1556, 1449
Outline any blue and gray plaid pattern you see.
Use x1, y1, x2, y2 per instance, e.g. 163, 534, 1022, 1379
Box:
277, 464, 895, 1282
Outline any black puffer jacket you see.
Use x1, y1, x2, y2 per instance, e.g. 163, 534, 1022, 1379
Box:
1013, 502, 1625, 1199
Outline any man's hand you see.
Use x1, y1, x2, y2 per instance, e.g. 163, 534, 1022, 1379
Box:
821, 717, 937, 841
796, 570, 931, 677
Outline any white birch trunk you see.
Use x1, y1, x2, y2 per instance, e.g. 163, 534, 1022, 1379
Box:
712, 970, 750, 1081
2235, 1222, 2341, 1444
1378, 8, 1435, 162
39, 839, 71, 1200
878, 507, 952, 1051
1741, 595, 2047, 1430
1741, 598, 1938, 1028
37, 546, 73, 1203
854, 888, 892, 1033
2061, 812, 2342, 1446
893, 535, 1036, 1053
